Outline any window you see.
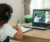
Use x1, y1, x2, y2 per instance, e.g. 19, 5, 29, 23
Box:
30, 0, 44, 15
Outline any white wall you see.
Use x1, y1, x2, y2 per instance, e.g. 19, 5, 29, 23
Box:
0, 0, 24, 23
30, 0, 36, 14
44, 0, 50, 8
36, 0, 44, 9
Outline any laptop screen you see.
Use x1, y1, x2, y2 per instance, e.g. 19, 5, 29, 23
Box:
32, 9, 50, 26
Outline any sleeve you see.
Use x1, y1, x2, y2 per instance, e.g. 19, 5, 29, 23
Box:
38, 17, 41, 19
5, 24, 17, 37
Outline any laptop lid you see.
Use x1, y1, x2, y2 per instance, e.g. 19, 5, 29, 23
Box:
32, 9, 50, 26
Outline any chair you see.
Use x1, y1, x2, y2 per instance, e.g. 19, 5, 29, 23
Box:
4, 36, 9, 42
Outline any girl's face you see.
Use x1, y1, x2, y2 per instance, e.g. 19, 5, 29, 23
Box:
36, 15, 38, 17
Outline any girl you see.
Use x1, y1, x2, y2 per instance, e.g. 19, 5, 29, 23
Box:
34, 14, 42, 22
0, 3, 23, 42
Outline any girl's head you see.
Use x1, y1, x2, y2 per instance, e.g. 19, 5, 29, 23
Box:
0, 3, 13, 25
35, 14, 38, 17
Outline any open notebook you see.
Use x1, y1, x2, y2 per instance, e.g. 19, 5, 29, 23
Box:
15, 26, 31, 32
20, 26, 32, 32
15, 26, 31, 33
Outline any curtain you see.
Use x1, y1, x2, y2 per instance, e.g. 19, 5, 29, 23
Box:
24, 0, 31, 15
24, 0, 43, 15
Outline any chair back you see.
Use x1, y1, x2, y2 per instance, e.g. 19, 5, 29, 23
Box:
4, 36, 9, 42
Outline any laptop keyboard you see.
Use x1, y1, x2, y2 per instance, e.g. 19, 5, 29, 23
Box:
35, 25, 48, 27
24, 26, 48, 30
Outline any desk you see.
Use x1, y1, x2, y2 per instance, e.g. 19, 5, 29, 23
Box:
10, 23, 50, 42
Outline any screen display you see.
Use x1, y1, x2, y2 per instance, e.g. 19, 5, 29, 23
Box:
33, 10, 50, 24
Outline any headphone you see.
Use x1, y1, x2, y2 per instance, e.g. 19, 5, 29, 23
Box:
9, 11, 12, 18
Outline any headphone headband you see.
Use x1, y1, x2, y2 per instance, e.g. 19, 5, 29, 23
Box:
9, 11, 12, 18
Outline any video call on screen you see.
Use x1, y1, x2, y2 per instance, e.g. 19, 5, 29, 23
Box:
33, 10, 50, 24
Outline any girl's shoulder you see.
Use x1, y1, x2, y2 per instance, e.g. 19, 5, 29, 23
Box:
3, 23, 11, 29
4, 23, 11, 26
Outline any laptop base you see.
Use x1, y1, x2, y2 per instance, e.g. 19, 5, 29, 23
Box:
24, 26, 48, 30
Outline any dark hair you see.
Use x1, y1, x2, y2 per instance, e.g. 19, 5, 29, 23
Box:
0, 3, 13, 25
35, 14, 38, 16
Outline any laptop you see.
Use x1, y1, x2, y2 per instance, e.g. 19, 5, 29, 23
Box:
24, 9, 50, 30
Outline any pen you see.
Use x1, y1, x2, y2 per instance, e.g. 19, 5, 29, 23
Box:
15, 19, 19, 29
16, 19, 19, 27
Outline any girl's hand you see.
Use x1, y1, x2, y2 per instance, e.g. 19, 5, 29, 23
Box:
12, 25, 18, 30
12, 25, 23, 39
12, 25, 22, 32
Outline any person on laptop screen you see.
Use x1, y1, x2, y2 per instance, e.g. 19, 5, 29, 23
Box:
34, 14, 42, 22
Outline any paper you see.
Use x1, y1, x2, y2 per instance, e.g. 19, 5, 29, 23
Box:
20, 26, 31, 32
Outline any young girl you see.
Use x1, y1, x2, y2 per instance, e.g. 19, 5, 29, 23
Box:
34, 14, 42, 22
0, 3, 23, 42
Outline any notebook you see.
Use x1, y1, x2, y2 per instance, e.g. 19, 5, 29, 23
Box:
20, 26, 32, 33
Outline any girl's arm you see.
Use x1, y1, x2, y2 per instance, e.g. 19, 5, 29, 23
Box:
13, 26, 23, 39
10, 23, 23, 39
38, 17, 41, 19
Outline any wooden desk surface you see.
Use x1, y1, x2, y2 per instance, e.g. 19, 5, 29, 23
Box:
10, 23, 50, 40
23, 29, 50, 40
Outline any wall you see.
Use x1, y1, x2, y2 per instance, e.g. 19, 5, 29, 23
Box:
36, 0, 44, 9
0, 0, 24, 23
44, 0, 50, 8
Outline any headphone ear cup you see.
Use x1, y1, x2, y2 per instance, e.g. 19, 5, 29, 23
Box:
9, 11, 12, 18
